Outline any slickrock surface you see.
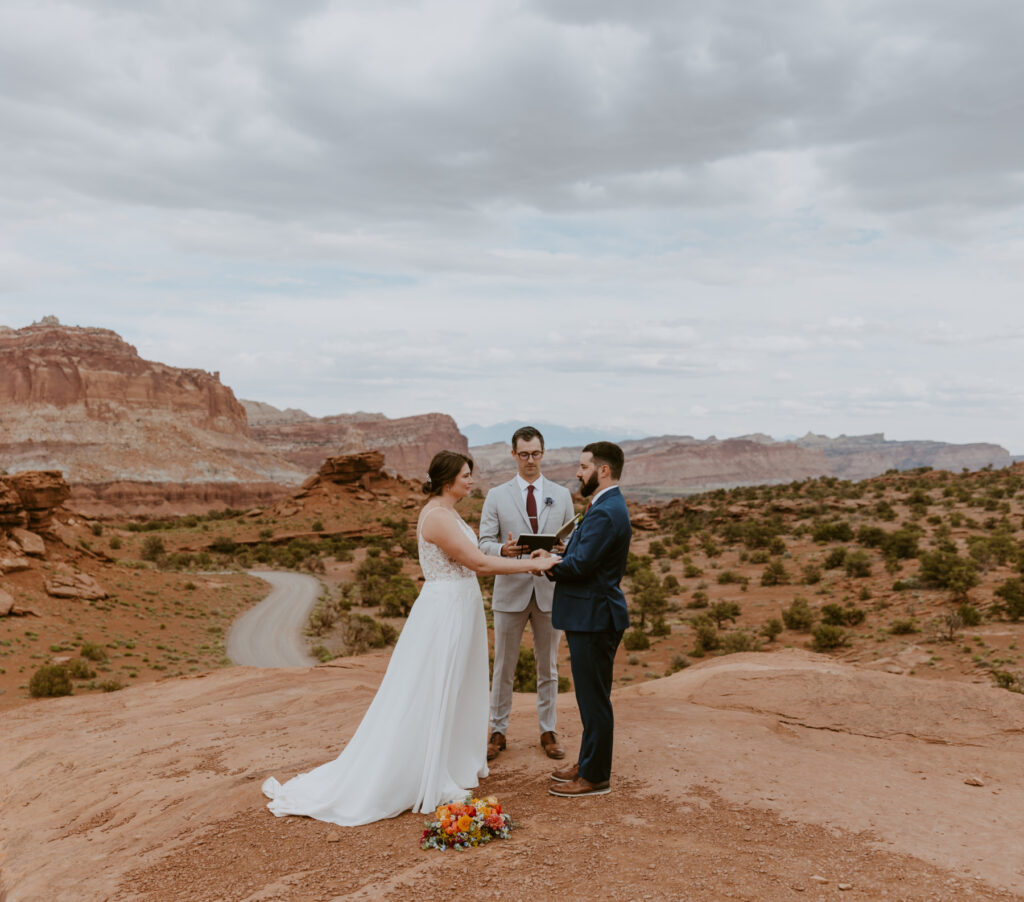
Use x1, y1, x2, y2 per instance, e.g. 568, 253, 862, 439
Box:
1, 650, 1022, 901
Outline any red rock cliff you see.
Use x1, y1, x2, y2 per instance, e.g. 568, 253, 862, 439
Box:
244, 403, 468, 479
0, 319, 306, 488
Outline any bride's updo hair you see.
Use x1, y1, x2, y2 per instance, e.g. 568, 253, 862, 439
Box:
423, 450, 473, 496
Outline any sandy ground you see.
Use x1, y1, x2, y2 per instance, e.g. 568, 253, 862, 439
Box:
1, 649, 1023, 901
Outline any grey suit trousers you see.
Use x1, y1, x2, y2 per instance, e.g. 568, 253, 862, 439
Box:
489, 593, 561, 736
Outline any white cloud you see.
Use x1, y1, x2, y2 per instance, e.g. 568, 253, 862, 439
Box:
2, 0, 1024, 449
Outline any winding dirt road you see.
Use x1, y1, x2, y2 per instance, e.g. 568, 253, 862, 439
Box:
225, 570, 320, 667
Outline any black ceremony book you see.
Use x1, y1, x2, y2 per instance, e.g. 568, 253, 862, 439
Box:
516, 514, 579, 551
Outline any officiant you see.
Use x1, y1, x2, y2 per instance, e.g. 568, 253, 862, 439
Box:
479, 426, 575, 763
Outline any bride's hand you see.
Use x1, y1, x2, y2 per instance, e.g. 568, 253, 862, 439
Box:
529, 551, 560, 573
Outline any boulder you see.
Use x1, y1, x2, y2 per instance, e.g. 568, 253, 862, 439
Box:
6, 471, 71, 528
317, 451, 386, 485
10, 527, 45, 557
0, 587, 13, 616
0, 556, 30, 574
44, 564, 108, 600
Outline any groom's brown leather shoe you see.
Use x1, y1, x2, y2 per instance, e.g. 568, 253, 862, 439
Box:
548, 777, 611, 797
487, 732, 506, 761
540, 731, 565, 760
550, 762, 579, 783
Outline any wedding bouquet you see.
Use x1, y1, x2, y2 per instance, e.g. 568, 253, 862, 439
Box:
420, 796, 514, 851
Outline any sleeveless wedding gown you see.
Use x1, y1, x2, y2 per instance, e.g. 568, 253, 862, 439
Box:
261, 507, 489, 826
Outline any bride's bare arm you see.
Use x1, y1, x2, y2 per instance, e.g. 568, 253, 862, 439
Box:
421, 511, 558, 576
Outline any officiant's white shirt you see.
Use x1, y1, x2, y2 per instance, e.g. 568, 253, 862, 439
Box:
515, 473, 546, 510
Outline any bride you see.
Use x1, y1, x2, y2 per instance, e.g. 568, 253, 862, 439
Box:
262, 450, 559, 826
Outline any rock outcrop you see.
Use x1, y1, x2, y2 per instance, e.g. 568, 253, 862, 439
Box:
244, 402, 468, 479
0, 318, 306, 489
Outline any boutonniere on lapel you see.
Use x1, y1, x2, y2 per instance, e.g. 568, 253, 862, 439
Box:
544, 496, 553, 507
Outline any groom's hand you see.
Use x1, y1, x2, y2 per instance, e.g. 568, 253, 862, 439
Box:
501, 532, 526, 557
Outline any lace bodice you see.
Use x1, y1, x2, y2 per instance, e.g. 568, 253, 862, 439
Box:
417, 507, 477, 581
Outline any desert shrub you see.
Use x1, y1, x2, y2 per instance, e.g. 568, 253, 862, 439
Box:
942, 611, 965, 641
918, 551, 979, 600
823, 547, 847, 569
378, 575, 419, 618
90, 522, 103, 537
801, 564, 822, 585
821, 604, 865, 627
311, 645, 334, 663
761, 559, 790, 587
689, 615, 719, 654
991, 670, 1022, 692
311, 519, 324, 532
890, 619, 919, 635
717, 570, 744, 585
632, 567, 668, 628
812, 520, 854, 543
708, 601, 741, 628
650, 618, 672, 637
623, 628, 650, 651
843, 550, 872, 578
513, 647, 537, 691
108, 535, 122, 550
748, 549, 770, 564
782, 597, 815, 631
663, 574, 680, 593
66, 658, 96, 680
683, 562, 703, 578
687, 590, 709, 609
760, 618, 783, 642
668, 653, 690, 674
79, 642, 108, 663
625, 552, 653, 576
341, 613, 397, 655
29, 664, 73, 698
811, 623, 848, 651
994, 578, 1024, 621
720, 630, 760, 654
648, 541, 667, 558
96, 680, 125, 692
209, 537, 237, 555
140, 535, 166, 562
957, 603, 982, 627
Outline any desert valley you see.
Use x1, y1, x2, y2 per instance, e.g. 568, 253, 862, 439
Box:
2, 318, 1024, 900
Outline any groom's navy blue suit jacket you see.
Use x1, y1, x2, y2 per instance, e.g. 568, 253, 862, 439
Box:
548, 486, 632, 632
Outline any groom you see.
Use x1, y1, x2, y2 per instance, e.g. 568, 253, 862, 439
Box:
479, 426, 575, 763
540, 441, 631, 797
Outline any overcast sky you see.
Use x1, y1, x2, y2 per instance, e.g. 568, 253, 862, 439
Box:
2, 0, 1024, 449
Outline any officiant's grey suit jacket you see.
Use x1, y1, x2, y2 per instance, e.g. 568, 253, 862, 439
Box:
479, 478, 575, 614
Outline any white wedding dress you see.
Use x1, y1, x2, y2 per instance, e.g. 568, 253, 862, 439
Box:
262, 507, 489, 826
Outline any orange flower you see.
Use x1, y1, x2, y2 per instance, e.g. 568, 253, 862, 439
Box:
456, 815, 473, 832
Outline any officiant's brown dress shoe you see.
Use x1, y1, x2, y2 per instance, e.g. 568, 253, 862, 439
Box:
548, 777, 611, 798
487, 732, 506, 762
540, 731, 565, 760
550, 762, 579, 783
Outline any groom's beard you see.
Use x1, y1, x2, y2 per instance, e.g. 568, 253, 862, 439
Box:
579, 472, 600, 497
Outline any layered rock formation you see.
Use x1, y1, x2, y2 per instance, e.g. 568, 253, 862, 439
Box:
472, 432, 1010, 499
244, 401, 467, 479
791, 432, 1010, 480
0, 319, 307, 512
0, 469, 106, 605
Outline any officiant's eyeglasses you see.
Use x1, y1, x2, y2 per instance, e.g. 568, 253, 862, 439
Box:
516, 451, 544, 460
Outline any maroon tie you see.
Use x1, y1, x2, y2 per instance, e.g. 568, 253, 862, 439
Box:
526, 484, 538, 533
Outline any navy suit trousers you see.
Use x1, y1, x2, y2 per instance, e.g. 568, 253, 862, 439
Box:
565, 628, 624, 784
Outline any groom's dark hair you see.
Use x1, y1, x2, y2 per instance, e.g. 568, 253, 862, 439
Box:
583, 441, 624, 480
511, 426, 544, 451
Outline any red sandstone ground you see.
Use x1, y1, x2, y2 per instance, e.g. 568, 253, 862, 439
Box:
2, 651, 1022, 901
